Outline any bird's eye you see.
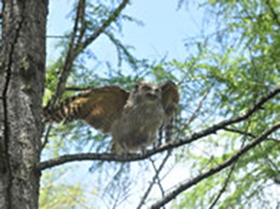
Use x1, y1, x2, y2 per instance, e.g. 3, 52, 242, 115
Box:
142, 86, 151, 91
155, 88, 161, 93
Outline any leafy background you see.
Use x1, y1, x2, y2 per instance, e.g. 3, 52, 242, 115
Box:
40, 0, 280, 208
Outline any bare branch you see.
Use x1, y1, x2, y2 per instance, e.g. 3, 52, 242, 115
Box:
38, 87, 280, 170
51, 0, 86, 102
42, 0, 87, 153
151, 162, 166, 199
137, 151, 171, 209
208, 125, 249, 209
183, 86, 212, 129
80, 0, 129, 52
65, 86, 95, 91
148, 122, 280, 209
40, 124, 52, 153
223, 127, 255, 138
224, 127, 280, 142
208, 163, 236, 209
75, 1, 87, 50
46, 35, 69, 39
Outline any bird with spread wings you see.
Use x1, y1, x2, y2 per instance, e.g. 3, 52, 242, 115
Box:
43, 81, 179, 154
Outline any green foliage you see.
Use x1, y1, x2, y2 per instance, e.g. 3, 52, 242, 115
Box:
40, 168, 95, 209
42, 0, 280, 208
170, 0, 280, 208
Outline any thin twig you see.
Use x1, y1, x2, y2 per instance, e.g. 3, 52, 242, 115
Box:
224, 127, 280, 143
208, 163, 236, 209
150, 158, 165, 197
184, 86, 212, 129
40, 124, 52, 153
51, 0, 86, 102
223, 127, 255, 138
208, 124, 249, 209
65, 86, 95, 91
41, 0, 86, 154
46, 35, 70, 39
137, 151, 171, 209
75, 0, 87, 49
80, 0, 129, 52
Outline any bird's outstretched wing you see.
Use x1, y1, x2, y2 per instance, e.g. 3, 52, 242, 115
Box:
160, 81, 180, 142
43, 86, 129, 133
161, 81, 180, 120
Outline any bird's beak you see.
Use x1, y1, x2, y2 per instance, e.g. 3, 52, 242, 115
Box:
146, 93, 159, 100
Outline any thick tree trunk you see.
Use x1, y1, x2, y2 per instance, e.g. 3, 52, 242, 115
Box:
0, 0, 48, 209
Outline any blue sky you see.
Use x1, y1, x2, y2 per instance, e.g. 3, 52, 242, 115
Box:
47, 0, 204, 66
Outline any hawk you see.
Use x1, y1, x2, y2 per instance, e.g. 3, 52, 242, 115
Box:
43, 81, 179, 154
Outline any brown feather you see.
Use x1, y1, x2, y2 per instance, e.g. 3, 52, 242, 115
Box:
160, 81, 179, 119
160, 81, 180, 141
43, 86, 129, 133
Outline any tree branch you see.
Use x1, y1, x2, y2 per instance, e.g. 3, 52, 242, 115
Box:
42, 0, 87, 151
224, 127, 280, 142
208, 125, 249, 209
208, 163, 236, 209
181, 85, 212, 131
38, 87, 280, 170
65, 86, 95, 91
50, 0, 86, 102
148, 122, 280, 209
80, 0, 129, 52
137, 151, 171, 209
40, 124, 52, 153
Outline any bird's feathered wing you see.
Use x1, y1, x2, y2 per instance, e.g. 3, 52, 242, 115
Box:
160, 81, 180, 141
160, 81, 180, 121
43, 86, 129, 133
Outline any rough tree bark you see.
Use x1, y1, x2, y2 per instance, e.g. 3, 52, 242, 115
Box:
0, 1, 48, 209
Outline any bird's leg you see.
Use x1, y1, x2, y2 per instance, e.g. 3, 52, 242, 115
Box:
119, 141, 132, 158
157, 125, 163, 147
140, 145, 147, 155
165, 119, 174, 143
